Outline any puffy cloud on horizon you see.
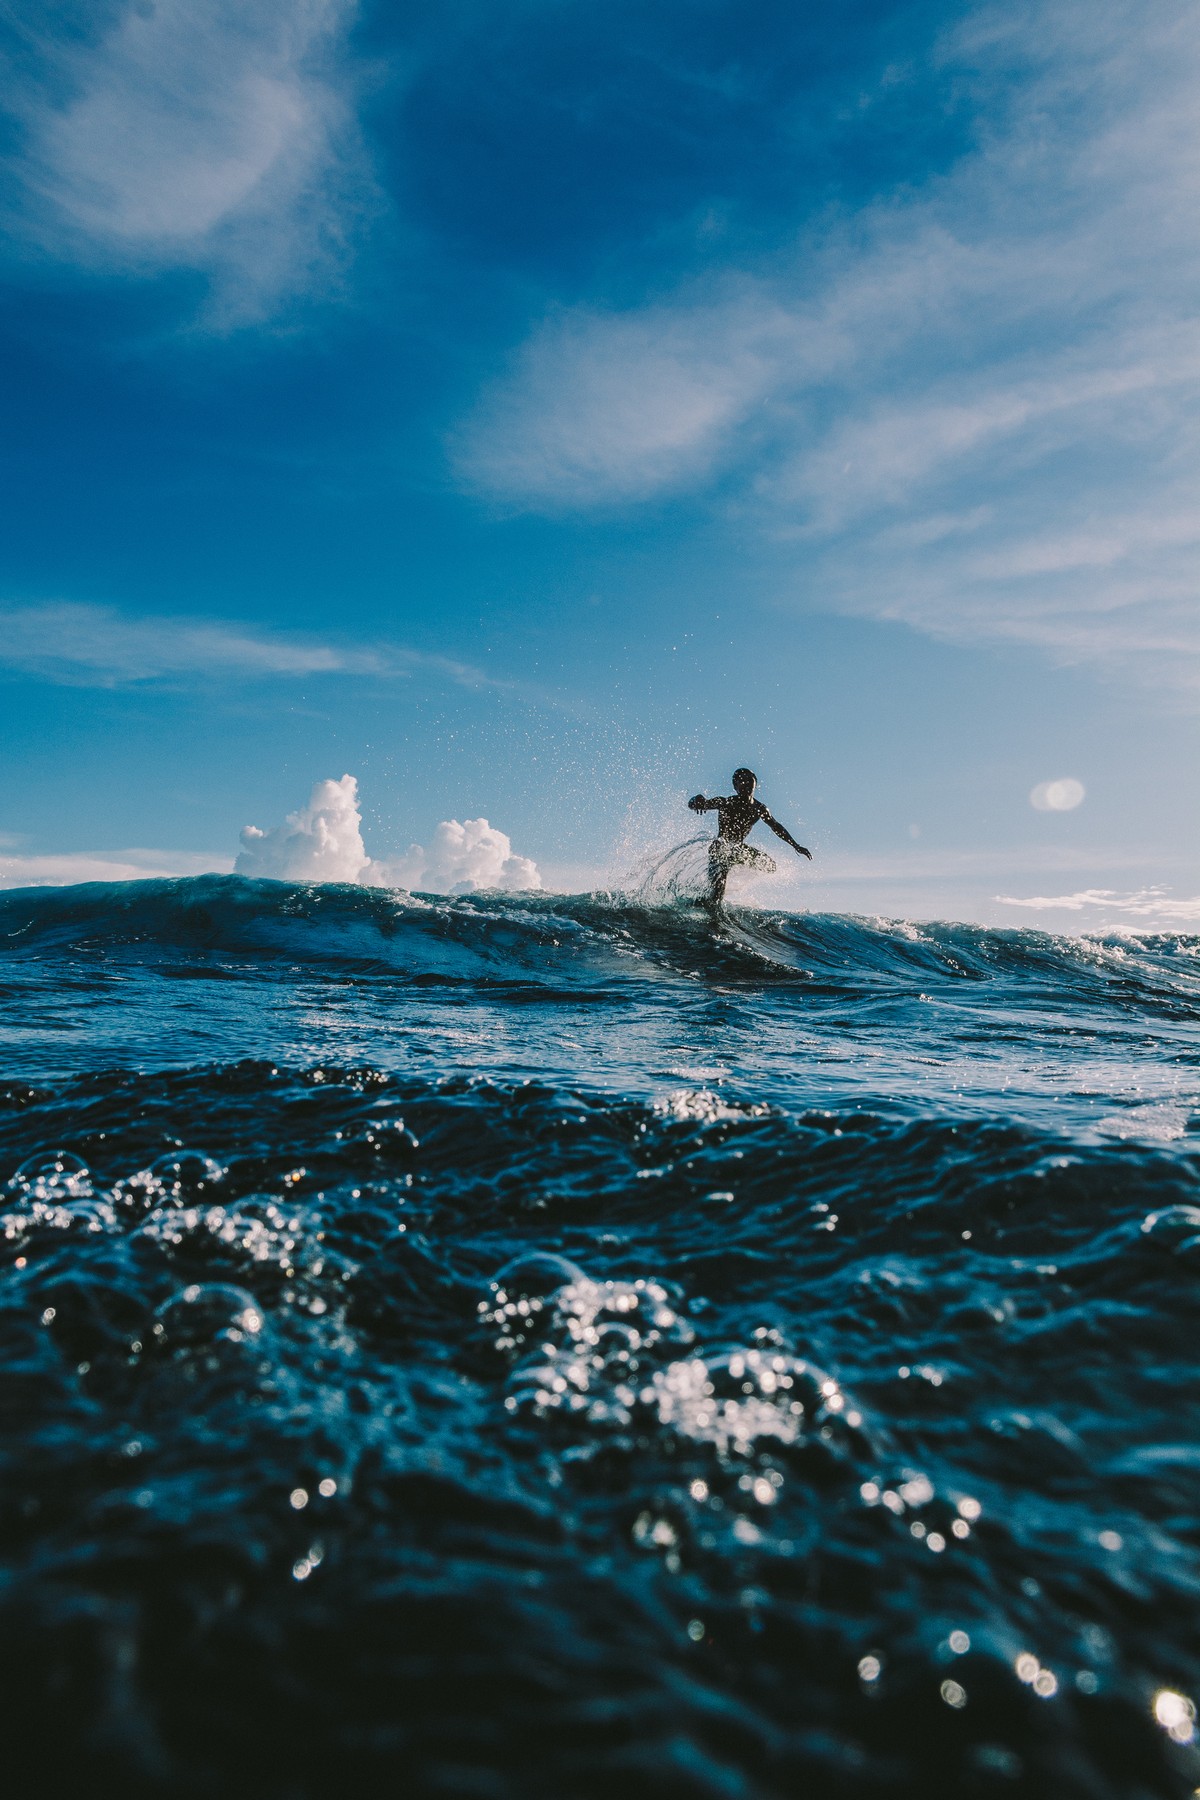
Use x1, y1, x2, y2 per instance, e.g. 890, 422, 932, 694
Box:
236, 775, 370, 883
235, 775, 542, 894
371, 818, 542, 895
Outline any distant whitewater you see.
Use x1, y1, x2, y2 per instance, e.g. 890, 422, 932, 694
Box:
1, 874, 1197, 1798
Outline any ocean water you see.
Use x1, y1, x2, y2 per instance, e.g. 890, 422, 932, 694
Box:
1, 872, 1198, 1799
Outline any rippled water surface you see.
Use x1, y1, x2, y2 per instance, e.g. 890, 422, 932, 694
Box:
1, 875, 1198, 1798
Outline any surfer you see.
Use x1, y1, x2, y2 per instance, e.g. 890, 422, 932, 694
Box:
688, 768, 811, 905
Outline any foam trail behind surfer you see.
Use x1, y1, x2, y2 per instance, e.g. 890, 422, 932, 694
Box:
688, 767, 811, 903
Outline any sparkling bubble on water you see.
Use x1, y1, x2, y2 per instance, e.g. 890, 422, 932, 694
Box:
648, 1349, 865, 1456
116, 1153, 226, 1219
652, 1088, 768, 1125
146, 1150, 226, 1200
483, 1252, 588, 1350
1, 1151, 113, 1240
496, 1267, 694, 1423
7, 1151, 93, 1202
149, 1282, 266, 1354
1140, 1204, 1200, 1257
138, 1194, 340, 1289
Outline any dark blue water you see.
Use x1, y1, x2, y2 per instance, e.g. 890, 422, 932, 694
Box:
2, 874, 1198, 1798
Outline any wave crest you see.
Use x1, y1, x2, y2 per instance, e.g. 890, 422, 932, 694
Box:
1, 874, 1198, 1011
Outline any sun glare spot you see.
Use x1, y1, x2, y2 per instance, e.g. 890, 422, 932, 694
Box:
1030, 778, 1085, 812
1154, 1690, 1196, 1743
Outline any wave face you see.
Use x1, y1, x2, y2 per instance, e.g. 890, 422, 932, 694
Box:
1, 874, 1198, 1798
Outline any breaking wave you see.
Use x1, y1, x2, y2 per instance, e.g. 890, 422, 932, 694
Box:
3, 872, 1198, 1006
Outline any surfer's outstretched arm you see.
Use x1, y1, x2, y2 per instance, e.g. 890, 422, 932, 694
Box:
761, 808, 812, 859
688, 794, 719, 813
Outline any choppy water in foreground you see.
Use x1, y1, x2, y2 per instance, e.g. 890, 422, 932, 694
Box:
1, 874, 1198, 1799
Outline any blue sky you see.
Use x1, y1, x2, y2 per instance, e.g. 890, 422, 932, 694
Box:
1, 0, 1198, 921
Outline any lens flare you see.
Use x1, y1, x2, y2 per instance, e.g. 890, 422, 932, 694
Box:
1030, 778, 1085, 812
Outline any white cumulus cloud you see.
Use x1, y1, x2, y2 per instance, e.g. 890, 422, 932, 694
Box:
235, 775, 542, 893
372, 818, 542, 895
236, 774, 369, 882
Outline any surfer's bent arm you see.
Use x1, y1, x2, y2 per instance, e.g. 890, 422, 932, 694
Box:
761, 807, 812, 859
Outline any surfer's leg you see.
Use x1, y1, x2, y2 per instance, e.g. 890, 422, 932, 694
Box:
742, 845, 777, 875
707, 840, 729, 906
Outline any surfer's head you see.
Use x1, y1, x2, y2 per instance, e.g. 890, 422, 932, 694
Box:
732, 767, 757, 797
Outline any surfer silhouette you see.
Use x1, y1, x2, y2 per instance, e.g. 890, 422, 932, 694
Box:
688, 768, 811, 905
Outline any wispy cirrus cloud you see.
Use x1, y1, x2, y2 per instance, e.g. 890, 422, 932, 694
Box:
452, 292, 804, 506
998, 888, 1200, 923
454, 0, 1200, 693
0, 848, 232, 890
0, 602, 495, 690
8, 0, 372, 321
